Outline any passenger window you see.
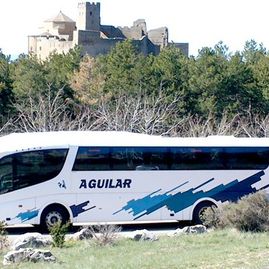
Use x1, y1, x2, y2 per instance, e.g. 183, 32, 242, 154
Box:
111, 147, 133, 170
73, 147, 110, 171
130, 147, 168, 170
111, 147, 168, 170
73, 147, 169, 171
225, 147, 269, 169
0, 156, 13, 194
170, 147, 225, 170
0, 149, 68, 194
72, 146, 269, 171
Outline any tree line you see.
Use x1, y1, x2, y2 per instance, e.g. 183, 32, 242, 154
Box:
1, 39, 269, 136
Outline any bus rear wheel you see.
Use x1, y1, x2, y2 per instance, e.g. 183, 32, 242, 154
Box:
193, 201, 216, 225
40, 205, 70, 232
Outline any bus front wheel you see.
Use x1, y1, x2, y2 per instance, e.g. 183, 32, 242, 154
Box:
40, 204, 70, 232
192, 201, 216, 225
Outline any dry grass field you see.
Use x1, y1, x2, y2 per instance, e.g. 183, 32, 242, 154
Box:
1, 229, 269, 269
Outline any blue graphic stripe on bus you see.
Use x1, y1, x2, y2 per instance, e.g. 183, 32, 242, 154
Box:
70, 201, 96, 218
114, 171, 266, 219
113, 181, 189, 216
15, 209, 39, 222
211, 171, 265, 202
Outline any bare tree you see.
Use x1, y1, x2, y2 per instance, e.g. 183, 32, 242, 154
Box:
177, 113, 242, 137
0, 117, 13, 136
90, 94, 183, 135
11, 86, 77, 132
237, 113, 269, 137
4, 86, 269, 138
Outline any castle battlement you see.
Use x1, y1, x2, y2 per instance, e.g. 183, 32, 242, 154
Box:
78, 2, 100, 7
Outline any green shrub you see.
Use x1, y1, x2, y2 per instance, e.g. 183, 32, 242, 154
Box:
49, 221, 70, 248
202, 191, 269, 232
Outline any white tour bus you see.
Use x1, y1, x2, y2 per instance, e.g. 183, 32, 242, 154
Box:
0, 131, 269, 230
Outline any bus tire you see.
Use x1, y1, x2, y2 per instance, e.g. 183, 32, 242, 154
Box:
40, 204, 70, 232
192, 201, 216, 225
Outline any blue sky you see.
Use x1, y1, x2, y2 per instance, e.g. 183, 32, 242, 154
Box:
0, 0, 268, 57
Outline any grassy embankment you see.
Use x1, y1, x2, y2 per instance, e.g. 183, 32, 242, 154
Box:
2, 229, 269, 269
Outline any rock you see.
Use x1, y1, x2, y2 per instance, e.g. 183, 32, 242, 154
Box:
174, 225, 207, 235
131, 229, 159, 241
11, 233, 52, 251
183, 225, 207, 234
3, 248, 56, 265
173, 228, 184, 236
27, 249, 56, 263
69, 227, 93, 241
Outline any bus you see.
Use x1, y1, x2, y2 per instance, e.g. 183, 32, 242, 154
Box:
0, 131, 269, 230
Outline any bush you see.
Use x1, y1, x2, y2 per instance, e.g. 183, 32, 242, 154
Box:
88, 224, 121, 246
202, 191, 269, 232
201, 205, 221, 228
49, 221, 70, 248
0, 221, 9, 250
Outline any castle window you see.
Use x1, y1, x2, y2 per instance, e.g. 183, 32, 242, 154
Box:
90, 11, 92, 16
39, 46, 42, 51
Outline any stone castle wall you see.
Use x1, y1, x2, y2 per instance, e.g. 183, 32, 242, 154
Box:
28, 36, 73, 59
28, 2, 189, 60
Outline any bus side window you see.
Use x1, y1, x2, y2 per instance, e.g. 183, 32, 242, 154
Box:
132, 147, 168, 170
0, 156, 13, 194
73, 147, 110, 171
170, 147, 225, 170
0, 149, 68, 194
14, 149, 68, 189
111, 147, 133, 170
224, 147, 269, 170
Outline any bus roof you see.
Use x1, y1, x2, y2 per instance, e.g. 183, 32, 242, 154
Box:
0, 131, 269, 154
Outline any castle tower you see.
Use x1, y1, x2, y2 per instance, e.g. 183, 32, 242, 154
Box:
77, 2, 100, 31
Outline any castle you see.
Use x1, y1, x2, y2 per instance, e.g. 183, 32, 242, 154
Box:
28, 2, 189, 60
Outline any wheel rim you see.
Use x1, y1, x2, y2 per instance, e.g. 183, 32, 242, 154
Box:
45, 210, 63, 227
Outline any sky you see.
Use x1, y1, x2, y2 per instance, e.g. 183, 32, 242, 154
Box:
0, 0, 269, 58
